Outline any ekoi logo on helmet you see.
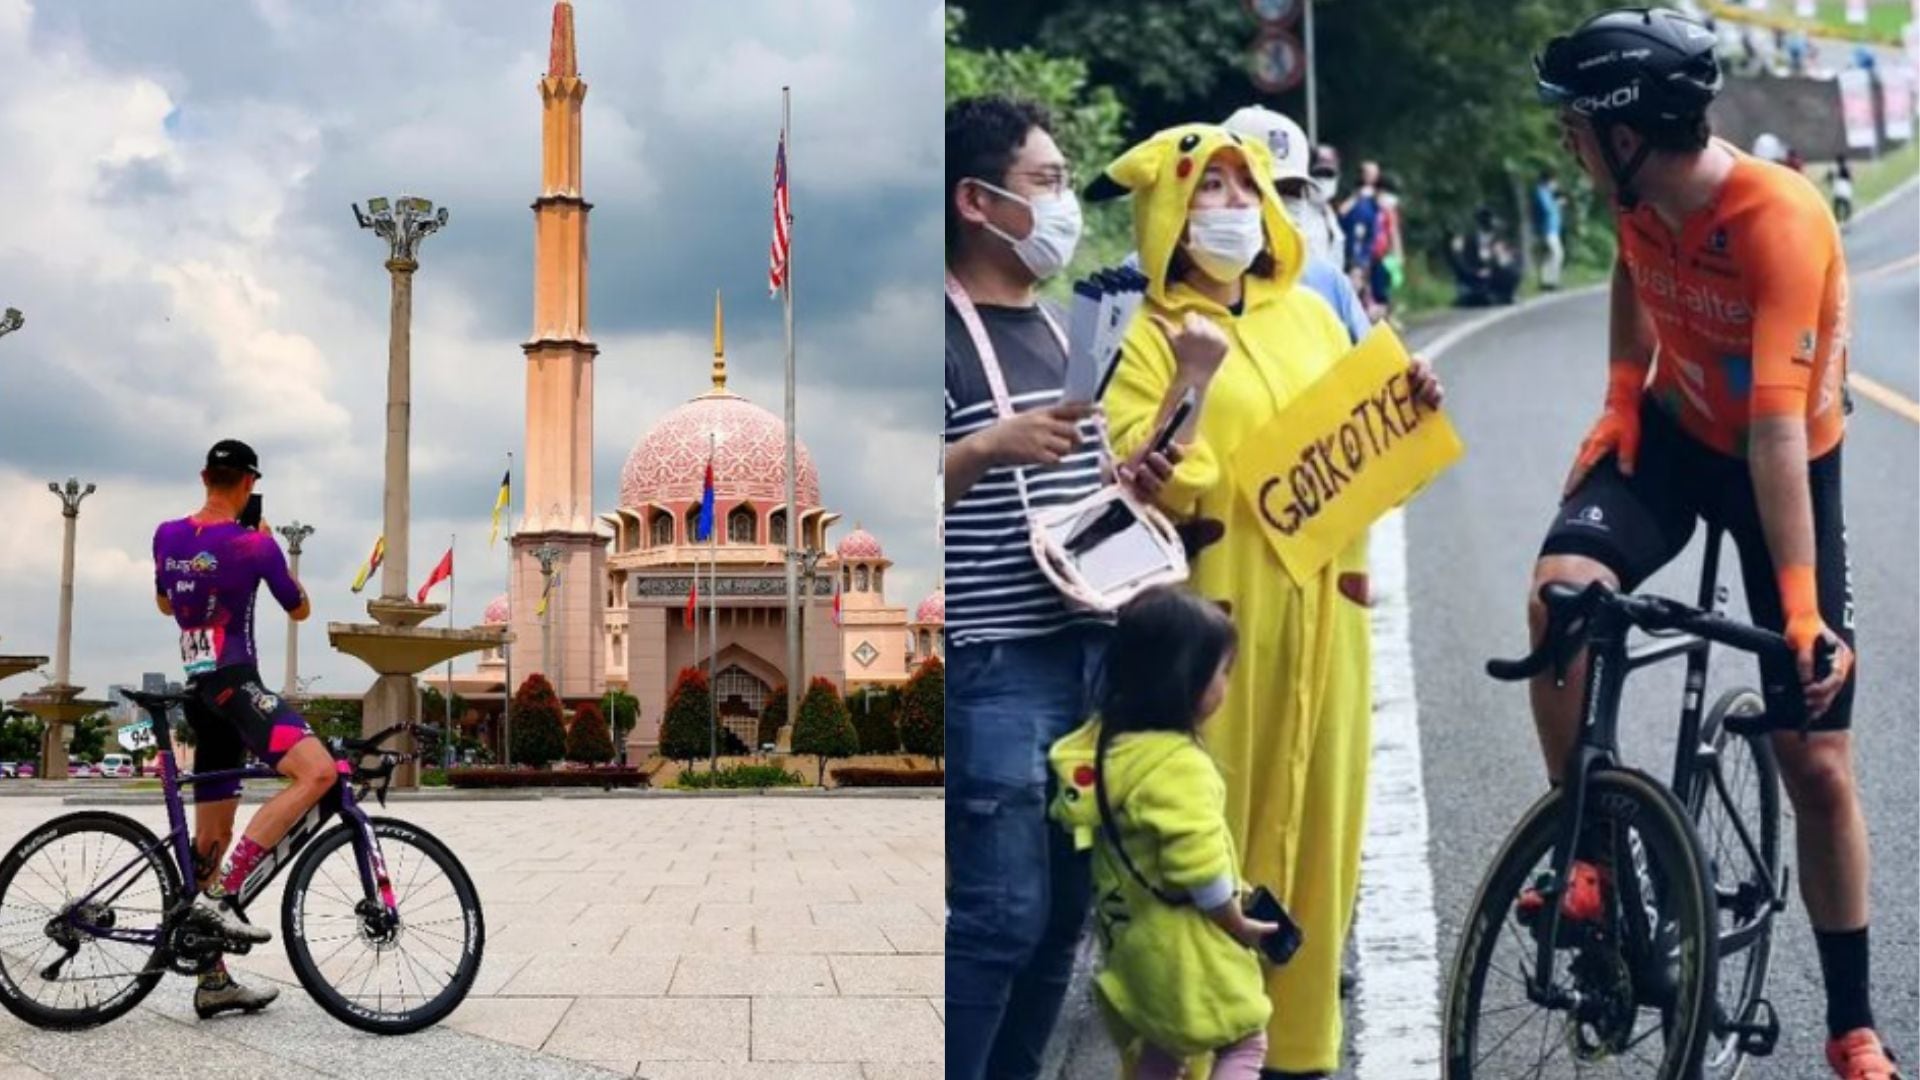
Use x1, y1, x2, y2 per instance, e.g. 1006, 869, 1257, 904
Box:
1572, 84, 1640, 115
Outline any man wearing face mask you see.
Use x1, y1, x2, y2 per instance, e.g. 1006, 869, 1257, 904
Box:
943, 95, 1176, 1080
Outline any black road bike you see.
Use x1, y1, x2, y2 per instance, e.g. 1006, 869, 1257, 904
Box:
0, 687, 484, 1034
1444, 523, 1829, 1079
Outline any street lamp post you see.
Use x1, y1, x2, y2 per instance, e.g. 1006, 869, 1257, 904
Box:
47, 479, 94, 693
351, 195, 448, 607
0, 308, 22, 340
533, 544, 563, 692
277, 522, 315, 696
792, 546, 827, 713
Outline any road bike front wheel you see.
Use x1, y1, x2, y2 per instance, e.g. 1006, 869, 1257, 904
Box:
0, 812, 182, 1030
281, 816, 483, 1034
1692, 688, 1782, 1080
1444, 768, 1718, 1080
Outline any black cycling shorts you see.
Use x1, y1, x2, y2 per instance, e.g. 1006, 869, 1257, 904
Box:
1540, 401, 1855, 731
183, 664, 318, 801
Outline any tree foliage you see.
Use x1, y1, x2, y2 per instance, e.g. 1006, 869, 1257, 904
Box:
899, 656, 946, 763
511, 674, 566, 769
68, 714, 111, 762
600, 690, 640, 746
566, 702, 616, 765
758, 684, 789, 750
659, 667, 715, 766
849, 687, 902, 755
949, 0, 1620, 293
789, 677, 858, 785
0, 713, 41, 765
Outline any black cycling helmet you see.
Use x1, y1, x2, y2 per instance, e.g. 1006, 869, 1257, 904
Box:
1535, 7, 1722, 207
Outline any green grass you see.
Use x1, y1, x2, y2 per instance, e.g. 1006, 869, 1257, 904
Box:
1813, 0, 1909, 38
1836, 139, 1920, 209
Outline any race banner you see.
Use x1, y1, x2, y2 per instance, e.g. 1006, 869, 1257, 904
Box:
1230, 324, 1464, 585
1882, 66, 1916, 142
1840, 69, 1879, 151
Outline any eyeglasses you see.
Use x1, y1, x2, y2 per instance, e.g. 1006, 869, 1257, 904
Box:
1005, 168, 1075, 197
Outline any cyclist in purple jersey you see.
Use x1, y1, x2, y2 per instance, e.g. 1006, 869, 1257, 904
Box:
151, 439, 333, 1019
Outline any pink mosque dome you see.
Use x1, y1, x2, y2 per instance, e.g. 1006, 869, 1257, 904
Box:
914, 587, 945, 626
483, 594, 510, 624
619, 391, 822, 511
836, 526, 884, 560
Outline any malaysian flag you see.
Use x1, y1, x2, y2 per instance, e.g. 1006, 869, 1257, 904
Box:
768, 131, 790, 296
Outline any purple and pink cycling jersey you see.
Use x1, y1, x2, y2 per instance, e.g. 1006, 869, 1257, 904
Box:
153, 518, 303, 677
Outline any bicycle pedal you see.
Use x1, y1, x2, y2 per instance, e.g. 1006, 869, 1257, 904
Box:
1730, 997, 1780, 1057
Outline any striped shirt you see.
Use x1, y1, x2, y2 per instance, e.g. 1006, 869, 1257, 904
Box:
944, 300, 1111, 648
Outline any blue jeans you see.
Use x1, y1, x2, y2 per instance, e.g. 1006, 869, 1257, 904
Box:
945, 626, 1109, 1080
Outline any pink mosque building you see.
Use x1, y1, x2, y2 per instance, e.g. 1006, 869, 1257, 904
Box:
440, 3, 940, 758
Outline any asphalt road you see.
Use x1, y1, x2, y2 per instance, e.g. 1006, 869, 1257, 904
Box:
1407, 181, 1919, 1078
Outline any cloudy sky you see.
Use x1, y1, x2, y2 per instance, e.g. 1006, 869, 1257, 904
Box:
0, 0, 942, 701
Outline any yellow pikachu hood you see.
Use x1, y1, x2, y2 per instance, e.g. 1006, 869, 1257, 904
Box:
1087, 122, 1306, 309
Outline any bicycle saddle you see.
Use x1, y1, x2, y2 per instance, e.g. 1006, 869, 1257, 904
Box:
121, 688, 195, 712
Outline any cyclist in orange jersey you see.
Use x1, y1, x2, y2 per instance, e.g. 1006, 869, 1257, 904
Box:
1523, 9, 1891, 1078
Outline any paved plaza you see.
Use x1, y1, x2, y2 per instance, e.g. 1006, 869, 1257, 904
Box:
0, 792, 944, 1079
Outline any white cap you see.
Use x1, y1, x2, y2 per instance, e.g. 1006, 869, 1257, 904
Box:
1222, 105, 1312, 183
1751, 133, 1786, 162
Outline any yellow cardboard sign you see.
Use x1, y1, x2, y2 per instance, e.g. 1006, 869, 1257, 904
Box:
1230, 323, 1464, 584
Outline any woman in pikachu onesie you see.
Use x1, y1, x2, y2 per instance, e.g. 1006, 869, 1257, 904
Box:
1090, 123, 1439, 1078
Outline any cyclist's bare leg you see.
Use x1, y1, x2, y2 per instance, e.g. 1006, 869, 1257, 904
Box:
191, 799, 238, 891
1770, 729, 1869, 930
237, 737, 335, 852
1528, 554, 1620, 784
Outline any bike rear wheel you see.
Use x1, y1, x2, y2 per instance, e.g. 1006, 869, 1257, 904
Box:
0, 812, 182, 1030
1444, 768, 1718, 1079
282, 816, 483, 1034
1692, 688, 1781, 1080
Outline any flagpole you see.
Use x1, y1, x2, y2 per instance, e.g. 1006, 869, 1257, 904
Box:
502, 452, 514, 767
708, 431, 718, 772
782, 85, 800, 730
445, 532, 455, 768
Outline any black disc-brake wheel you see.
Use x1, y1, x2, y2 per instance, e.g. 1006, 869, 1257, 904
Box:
1692, 688, 1781, 1080
1444, 769, 1718, 1079
0, 812, 182, 1029
281, 817, 483, 1034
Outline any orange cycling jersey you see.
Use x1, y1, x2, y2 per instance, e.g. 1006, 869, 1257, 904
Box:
1616, 144, 1848, 459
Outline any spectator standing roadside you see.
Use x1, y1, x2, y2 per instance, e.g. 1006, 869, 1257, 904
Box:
1533, 169, 1566, 290
1338, 160, 1382, 311
1828, 157, 1855, 226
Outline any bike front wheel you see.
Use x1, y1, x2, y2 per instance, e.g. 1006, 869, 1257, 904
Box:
0, 812, 182, 1030
1444, 768, 1718, 1079
281, 816, 484, 1035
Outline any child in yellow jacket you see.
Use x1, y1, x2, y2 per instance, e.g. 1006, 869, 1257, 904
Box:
1050, 586, 1281, 1079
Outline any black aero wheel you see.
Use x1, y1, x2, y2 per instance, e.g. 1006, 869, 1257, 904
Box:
1443, 769, 1718, 1079
281, 817, 483, 1034
1693, 688, 1781, 1080
0, 812, 181, 1029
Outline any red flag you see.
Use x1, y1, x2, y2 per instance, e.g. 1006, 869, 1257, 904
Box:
832, 572, 842, 626
416, 547, 453, 603
684, 575, 698, 630
768, 131, 790, 296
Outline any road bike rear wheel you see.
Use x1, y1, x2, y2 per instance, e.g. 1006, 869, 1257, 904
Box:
1444, 768, 1717, 1079
0, 812, 182, 1029
1692, 688, 1781, 1080
282, 816, 483, 1034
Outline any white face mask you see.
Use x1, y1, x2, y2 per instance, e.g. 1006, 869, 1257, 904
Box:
1184, 205, 1264, 283
1312, 175, 1338, 202
970, 179, 1083, 280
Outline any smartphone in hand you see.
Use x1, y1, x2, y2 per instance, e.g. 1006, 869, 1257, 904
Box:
240, 494, 264, 530
1243, 885, 1303, 966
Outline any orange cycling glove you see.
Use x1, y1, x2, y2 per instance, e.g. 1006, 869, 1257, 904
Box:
1778, 564, 1852, 685
1566, 360, 1648, 496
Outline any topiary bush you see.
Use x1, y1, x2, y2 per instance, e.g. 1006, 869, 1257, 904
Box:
658, 667, 715, 767
511, 674, 566, 768
830, 766, 944, 788
789, 677, 858, 786
850, 687, 902, 755
758, 685, 789, 749
675, 763, 804, 790
899, 656, 945, 764
566, 702, 615, 765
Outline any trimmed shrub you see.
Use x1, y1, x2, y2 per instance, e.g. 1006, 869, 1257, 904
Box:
830, 766, 944, 788
789, 677, 858, 786
898, 656, 945, 763
758, 685, 789, 749
850, 687, 901, 755
448, 766, 646, 789
675, 763, 805, 790
511, 674, 566, 768
566, 702, 616, 765
658, 668, 715, 766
